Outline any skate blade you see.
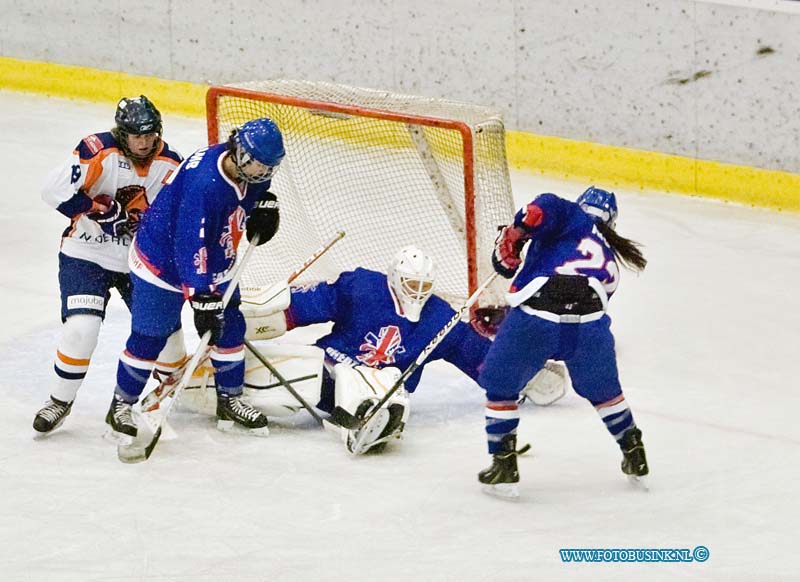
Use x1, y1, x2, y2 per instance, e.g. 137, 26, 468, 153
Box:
627, 474, 650, 491
216, 419, 270, 437
481, 483, 520, 500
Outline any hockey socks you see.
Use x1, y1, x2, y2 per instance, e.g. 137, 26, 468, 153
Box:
594, 394, 635, 444
485, 400, 520, 454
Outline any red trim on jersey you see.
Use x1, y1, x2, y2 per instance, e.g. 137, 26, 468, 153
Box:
595, 394, 625, 409
487, 401, 519, 411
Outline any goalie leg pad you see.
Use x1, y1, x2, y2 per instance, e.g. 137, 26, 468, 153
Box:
241, 283, 290, 341
333, 364, 411, 454
520, 360, 569, 406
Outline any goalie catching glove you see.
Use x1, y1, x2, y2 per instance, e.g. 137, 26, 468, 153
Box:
246, 192, 280, 246
190, 292, 225, 345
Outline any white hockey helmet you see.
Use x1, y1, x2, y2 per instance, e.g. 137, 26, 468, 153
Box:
388, 245, 436, 323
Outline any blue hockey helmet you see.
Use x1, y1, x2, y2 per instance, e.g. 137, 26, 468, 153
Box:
232, 117, 285, 183
577, 186, 618, 228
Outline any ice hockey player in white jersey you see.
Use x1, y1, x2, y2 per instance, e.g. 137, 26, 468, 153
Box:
33, 96, 186, 435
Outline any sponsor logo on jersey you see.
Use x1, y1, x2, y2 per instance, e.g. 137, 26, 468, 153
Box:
118, 159, 131, 170
67, 294, 105, 311
84, 134, 103, 155
357, 325, 405, 367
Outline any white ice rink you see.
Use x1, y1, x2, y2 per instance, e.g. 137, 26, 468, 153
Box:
0, 90, 798, 582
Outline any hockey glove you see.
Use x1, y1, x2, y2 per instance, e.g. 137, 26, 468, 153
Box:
87, 194, 129, 237
246, 192, 279, 246
114, 185, 149, 235
190, 292, 225, 346
492, 225, 527, 278
470, 306, 509, 339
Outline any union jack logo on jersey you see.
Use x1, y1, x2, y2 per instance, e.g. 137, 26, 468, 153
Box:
220, 207, 246, 259
357, 325, 405, 367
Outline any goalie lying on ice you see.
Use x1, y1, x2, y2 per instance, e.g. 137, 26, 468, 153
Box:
181, 246, 569, 454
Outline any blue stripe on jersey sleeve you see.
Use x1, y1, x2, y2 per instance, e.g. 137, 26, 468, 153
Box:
56, 189, 93, 218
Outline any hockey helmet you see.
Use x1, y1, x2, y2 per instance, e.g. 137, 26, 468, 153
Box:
577, 186, 618, 228
388, 245, 436, 323
232, 118, 285, 183
115, 95, 162, 136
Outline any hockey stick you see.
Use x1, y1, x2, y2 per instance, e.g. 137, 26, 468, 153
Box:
140, 230, 346, 412
118, 235, 261, 464
244, 339, 325, 425
345, 273, 499, 454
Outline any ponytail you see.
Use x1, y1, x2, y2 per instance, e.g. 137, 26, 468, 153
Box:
597, 222, 647, 272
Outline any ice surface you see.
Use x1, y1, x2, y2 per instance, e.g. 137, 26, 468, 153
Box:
0, 90, 798, 581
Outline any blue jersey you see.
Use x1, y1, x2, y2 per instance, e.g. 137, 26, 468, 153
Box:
505, 193, 619, 308
287, 268, 490, 393
132, 144, 270, 294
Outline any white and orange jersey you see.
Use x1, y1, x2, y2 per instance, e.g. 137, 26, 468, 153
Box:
42, 131, 183, 273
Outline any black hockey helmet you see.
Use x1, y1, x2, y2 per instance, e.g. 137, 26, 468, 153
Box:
115, 95, 162, 136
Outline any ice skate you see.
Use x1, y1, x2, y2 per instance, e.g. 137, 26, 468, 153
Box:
216, 394, 270, 436
620, 427, 649, 490
478, 434, 530, 499
105, 394, 138, 445
33, 397, 73, 434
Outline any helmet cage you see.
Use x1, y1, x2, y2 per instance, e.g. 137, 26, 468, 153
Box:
233, 137, 279, 184
389, 246, 436, 322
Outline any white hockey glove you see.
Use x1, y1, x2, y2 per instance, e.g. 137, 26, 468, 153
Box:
519, 360, 568, 406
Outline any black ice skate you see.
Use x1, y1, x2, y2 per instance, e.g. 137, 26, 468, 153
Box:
216, 394, 270, 436
478, 434, 531, 499
105, 394, 138, 444
33, 397, 73, 434
620, 427, 649, 488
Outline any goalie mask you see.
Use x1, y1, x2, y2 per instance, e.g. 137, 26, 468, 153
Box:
113, 95, 163, 165
388, 246, 436, 323
230, 118, 285, 184
577, 186, 618, 228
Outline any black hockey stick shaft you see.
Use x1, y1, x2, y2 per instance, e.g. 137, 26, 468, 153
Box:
356, 272, 499, 429
244, 340, 325, 425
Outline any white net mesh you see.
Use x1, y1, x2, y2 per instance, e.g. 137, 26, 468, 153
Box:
208, 79, 514, 305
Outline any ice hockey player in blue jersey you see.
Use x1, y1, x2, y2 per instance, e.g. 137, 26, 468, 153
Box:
477, 187, 650, 498
107, 117, 284, 441
34, 96, 186, 435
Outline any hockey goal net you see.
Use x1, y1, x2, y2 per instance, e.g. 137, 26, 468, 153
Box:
206, 80, 515, 306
